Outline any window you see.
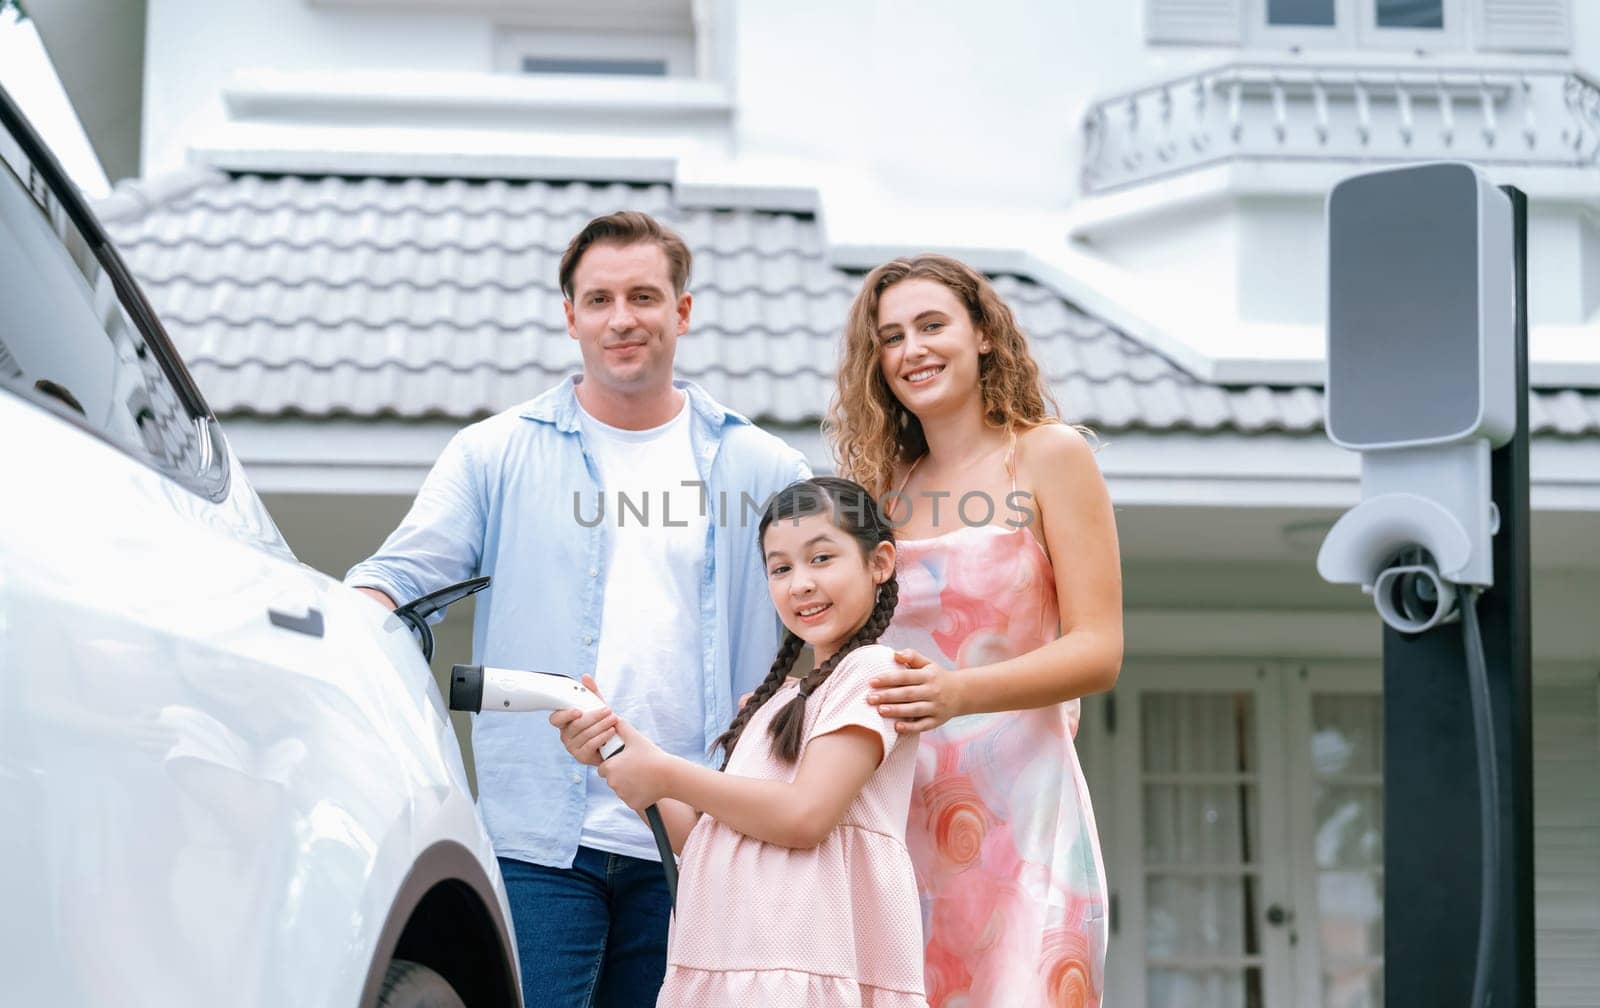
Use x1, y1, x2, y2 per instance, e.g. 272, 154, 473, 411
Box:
494, 28, 694, 78
1357, 0, 1461, 48
1264, 0, 1446, 29
1252, 0, 1464, 49
1376, 0, 1444, 27
492, 0, 699, 79
1147, 0, 1565, 52
520, 56, 668, 77
0, 120, 219, 494
1268, 0, 1338, 26
1102, 663, 1382, 1007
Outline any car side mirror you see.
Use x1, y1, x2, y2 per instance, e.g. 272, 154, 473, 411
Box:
392, 576, 491, 663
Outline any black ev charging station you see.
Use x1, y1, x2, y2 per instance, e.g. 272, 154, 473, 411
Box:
1318, 163, 1533, 1007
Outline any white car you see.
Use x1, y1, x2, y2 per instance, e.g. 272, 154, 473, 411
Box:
0, 86, 519, 1008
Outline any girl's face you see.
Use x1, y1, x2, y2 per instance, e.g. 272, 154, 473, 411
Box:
875, 277, 987, 421
762, 511, 894, 668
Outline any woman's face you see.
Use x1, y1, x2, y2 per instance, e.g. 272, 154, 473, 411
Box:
875, 278, 987, 421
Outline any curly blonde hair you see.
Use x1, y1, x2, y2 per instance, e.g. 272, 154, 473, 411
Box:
825, 254, 1062, 499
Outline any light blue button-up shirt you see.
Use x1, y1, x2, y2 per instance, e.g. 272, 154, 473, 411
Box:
347, 376, 810, 867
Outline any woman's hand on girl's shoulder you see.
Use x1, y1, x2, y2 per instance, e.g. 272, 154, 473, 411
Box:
866, 648, 965, 733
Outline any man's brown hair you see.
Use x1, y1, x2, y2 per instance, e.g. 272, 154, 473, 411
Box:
558, 210, 692, 301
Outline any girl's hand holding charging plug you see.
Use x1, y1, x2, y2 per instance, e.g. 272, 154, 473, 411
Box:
550, 674, 620, 767
594, 719, 672, 813
552, 678, 703, 855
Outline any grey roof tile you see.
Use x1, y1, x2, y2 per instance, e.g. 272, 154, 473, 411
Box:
100, 171, 1600, 436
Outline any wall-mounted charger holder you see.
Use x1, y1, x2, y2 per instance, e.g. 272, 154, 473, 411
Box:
1317, 162, 1514, 632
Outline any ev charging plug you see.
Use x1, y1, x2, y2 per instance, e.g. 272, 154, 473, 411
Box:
449, 665, 625, 760
449, 665, 678, 904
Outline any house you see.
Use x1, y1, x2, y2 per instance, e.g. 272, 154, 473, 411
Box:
25, 0, 1600, 1003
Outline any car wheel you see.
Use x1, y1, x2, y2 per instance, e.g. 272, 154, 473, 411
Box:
377, 960, 467, 1008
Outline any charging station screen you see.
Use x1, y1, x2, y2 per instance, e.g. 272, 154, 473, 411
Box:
1327, 164, 1482, 448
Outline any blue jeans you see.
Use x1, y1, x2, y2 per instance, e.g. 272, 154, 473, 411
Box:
499, 849, 671, 1008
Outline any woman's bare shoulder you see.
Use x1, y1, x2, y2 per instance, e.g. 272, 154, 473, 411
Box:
1015, 421, 1098, 472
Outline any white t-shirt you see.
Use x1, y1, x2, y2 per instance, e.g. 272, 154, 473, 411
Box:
577, 395, 710, 861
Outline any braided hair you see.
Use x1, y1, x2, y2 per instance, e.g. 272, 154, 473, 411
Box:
712, 477, 900, 768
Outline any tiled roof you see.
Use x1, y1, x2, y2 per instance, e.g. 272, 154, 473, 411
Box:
100, 171, 1600, 436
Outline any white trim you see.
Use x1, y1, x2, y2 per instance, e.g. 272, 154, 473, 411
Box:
190, 146, 678, 184
221, 421, 1600, 512
1209, 355, 1600, 389
221, 68, 734, 125
221, 420, 461, 495
1208, 356, 1327, 384
672, 181, 820, 213
1098, 432, 1600, 510
1069, 159, 1600, 232
95, 167, 223, 224
307, 0, 691, 30
1099, 51, 1574, 106
1126, 607, 1383, 657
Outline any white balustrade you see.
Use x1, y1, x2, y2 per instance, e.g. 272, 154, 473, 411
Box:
1081, 65, 1600, 194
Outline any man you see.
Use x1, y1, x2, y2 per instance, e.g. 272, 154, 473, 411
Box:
346, 211, 809, 1006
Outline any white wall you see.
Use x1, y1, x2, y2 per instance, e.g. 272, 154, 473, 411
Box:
143, 1, 1600, 200
142, 0, 492, 176
729, 1, 1225, 214
139, 0, 1227, 203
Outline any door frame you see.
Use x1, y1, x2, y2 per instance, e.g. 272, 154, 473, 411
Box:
1104, 660, 1301, 1007
1282, 660, 1384, 1007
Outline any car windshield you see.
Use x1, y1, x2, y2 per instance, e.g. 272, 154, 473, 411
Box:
0, 121, 203, 472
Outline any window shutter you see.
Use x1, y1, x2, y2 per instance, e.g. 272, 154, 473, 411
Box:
1533, 682, 1600, 1007
1146, 0, 1244, 46
1477, 0, 1571, 53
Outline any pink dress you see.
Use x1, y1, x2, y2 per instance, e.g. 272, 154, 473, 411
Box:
659, 643, 927, 1008
882, 516, 1109, 1007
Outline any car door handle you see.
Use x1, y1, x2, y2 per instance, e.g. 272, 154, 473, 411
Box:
268, 605, 324, 638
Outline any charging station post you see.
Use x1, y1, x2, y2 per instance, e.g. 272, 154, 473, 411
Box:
1318, 167, 1533, 1007
1381, 186, 1533, 1008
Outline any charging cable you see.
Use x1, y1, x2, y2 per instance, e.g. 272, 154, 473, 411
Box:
645, 807, 678, 903
1461, 588, 1500, 1008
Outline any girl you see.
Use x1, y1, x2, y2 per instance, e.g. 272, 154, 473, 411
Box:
827, 254, 1123, 1007
557, 476, 927, 1008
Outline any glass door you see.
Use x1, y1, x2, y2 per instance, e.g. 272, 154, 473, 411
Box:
1109, 663, 1299, 1007
1285, 663, 1384, 1008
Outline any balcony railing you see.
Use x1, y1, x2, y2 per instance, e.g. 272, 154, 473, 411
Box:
1081, 65, 1600, 195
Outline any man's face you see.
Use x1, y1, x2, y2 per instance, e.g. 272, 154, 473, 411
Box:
564, 241, 690, 398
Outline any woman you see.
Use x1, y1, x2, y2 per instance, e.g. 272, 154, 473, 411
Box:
827, 254, 1122, 1007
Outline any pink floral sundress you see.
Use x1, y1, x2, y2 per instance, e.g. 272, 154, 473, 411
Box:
880, 451, 1108, 1007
